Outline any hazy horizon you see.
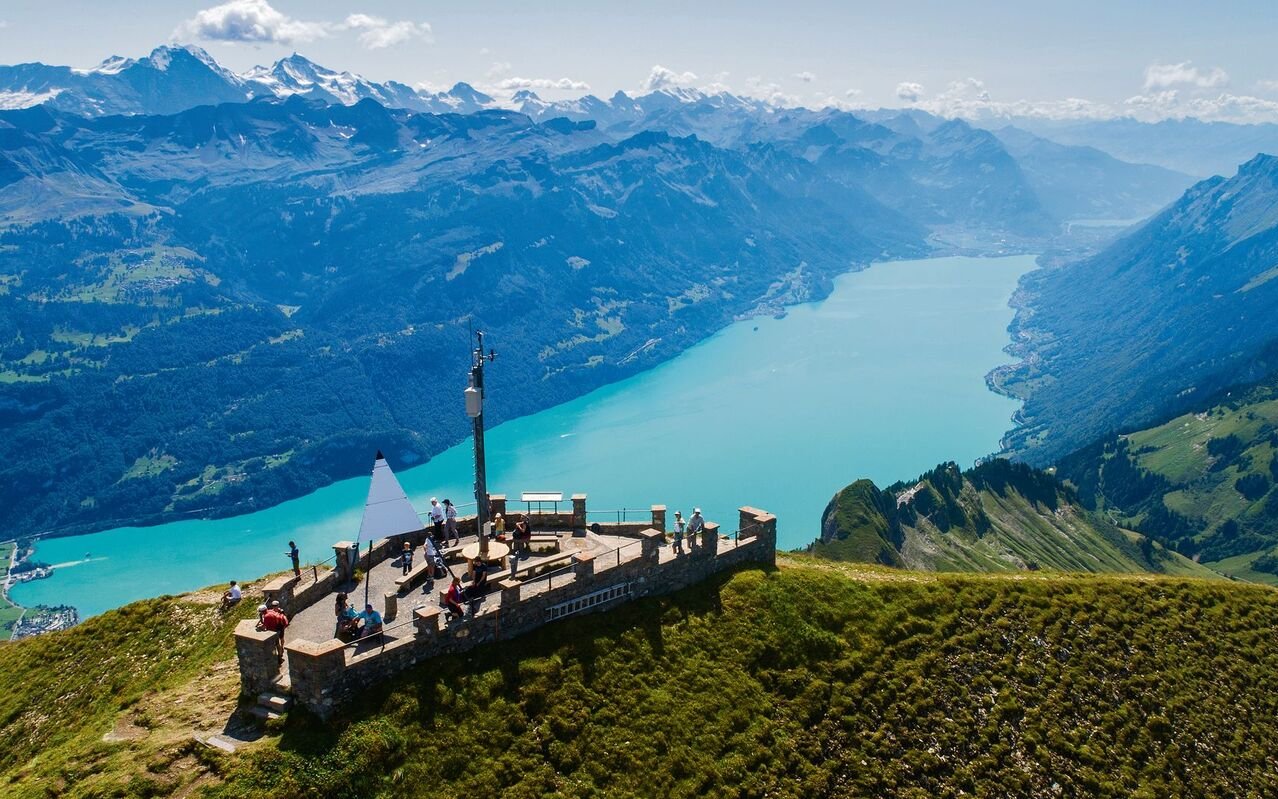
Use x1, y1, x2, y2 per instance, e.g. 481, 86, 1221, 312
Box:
3, 0, 1278, 124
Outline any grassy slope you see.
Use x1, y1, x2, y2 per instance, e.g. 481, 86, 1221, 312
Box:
898, 486, 1215, 578
5, 560, 1277, 797
815, 461, 1214, 578
0, 589, 259, 798
1057, 376, 1278, 577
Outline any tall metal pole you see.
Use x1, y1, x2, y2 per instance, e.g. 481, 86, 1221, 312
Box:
468, 331, 496, 558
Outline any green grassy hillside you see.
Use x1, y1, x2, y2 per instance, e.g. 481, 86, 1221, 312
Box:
5, 560, 1278, 797
814, 459, 1215, 577
1056, 371, 1278, 580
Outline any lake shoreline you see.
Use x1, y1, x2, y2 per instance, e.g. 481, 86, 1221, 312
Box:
15, 254, 1035, 619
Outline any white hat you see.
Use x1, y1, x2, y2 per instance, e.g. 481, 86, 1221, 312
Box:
431, 497, 438, 503
693, 507, 701, 514
270, 600, 280, 607
257, 604, 267, 612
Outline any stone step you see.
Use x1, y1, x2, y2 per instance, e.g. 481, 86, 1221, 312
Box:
271, 675, 292, 692
248, 705, 284, 722
200, 734, 238, 754
257, 692, 293, 711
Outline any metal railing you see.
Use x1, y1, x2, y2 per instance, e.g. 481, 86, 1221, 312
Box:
586, 508, 652, 525
309, 553, 338, 583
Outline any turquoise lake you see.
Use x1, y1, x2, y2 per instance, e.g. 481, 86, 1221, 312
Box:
13, 254, 1034, 618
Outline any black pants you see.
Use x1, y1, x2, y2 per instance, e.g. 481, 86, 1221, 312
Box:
432, 521, 444, 544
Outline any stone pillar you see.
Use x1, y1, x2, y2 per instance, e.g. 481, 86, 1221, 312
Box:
701, 522, 720, 556
572, 494, 587, 528
262, 574, 299, 613
414, 606, 441, 641
489, 494, 507, 520
650, 505, 667, 533
285, 638, 348, 719
639, 528, 664, 564
234, 620, 281, 698
333, 541, 358, 583
383, 591, 398, 622
499, 578, 522, 608
757, 512, 778, 565
573, 552, 595, 581
738, 507, 769, 540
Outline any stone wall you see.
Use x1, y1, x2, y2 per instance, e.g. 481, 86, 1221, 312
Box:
282, 506, 777, 718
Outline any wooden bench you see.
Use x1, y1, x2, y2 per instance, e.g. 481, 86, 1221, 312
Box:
395, 560, 438, 595
528, 534, 561, 553
509, 550, 575, 581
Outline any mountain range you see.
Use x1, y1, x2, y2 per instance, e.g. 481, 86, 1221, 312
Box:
0, 43, 1266, 541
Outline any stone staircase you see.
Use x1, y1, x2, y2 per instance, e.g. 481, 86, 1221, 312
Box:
249, 677, 294, 722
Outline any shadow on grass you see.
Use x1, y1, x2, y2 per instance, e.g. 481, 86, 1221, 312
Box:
271, 564, 768, 757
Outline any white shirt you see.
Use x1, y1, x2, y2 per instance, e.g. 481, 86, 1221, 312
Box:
446, 504, 457, 520
430, 503, 445, 522
229, 585, 242, 600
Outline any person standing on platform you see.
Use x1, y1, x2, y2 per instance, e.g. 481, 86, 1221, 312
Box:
429, 498, 446, 545
285, 541, 300, 577
672, 511, 686, 554
444, 498, 460, 546
401, 541, 413, 575
261, 600, 290, 660
687, 508, 705, 544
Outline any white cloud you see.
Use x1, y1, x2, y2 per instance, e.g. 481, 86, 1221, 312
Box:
498, 76, 591, 92
342, 14, 432, 49
845, 88, 862, 97
794, 71, 816, 83
1258, 79, 1278, 94
644, 65, 698, 91
176, 2, 429, 49
1143, 61, 1229, 90
895, 81, 925, 102
175, 0, 329, 44
486, 61, 513, 79
742, 76, 799, 107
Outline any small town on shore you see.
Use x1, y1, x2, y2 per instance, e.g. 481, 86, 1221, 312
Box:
1, 538, 77, 641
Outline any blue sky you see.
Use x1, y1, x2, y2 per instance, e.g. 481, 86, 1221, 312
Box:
3, 0, 1277, 121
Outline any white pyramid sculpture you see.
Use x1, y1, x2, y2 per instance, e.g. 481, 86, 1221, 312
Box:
357, 451, 424, 544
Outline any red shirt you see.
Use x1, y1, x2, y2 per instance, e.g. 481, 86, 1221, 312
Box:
262, 609, 289, 632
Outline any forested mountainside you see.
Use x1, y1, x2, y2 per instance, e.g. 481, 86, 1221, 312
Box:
0, 97, 928, 538
812, 459, 1214, 577
998, 152, 1278, 465
1056, 368, 1278, 581
3, 559, 1276, 797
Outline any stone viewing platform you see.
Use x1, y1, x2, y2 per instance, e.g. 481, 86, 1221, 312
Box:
235, 492, 777, 719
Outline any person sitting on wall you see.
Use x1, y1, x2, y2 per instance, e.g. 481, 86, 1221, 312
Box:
357, 603, 384, 639
260, 601, 290, 661
220, 580, 242, 611
493, 513, 505, 541
334, 592, 359, 639
444, 576, 466, 620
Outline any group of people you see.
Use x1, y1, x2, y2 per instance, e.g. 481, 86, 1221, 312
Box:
669, 508, 705, 554
334, 591, 384, 641
428, 497, 461, 547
